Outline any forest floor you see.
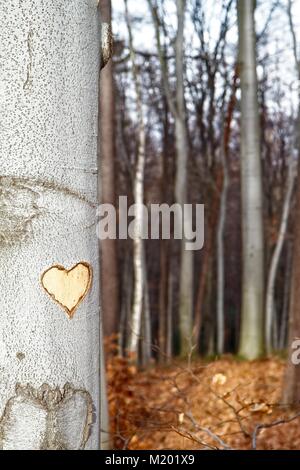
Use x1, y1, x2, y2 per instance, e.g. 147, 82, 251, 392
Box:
106, 345, 300, 450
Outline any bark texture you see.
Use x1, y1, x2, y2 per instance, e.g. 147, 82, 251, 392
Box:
282, 182, 300, 404
0, 0, 101, 449
265, 160, 295, 354
124, 0, 147, 357
147, 0, 193, 355
175, 0, 193, 356
282, 0, 300, 404
99, 0, 119, 338
237, 0, 265, 359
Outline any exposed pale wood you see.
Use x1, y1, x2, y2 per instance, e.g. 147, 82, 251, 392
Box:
41, 263, 92, 319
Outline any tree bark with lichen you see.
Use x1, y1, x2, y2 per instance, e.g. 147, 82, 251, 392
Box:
0, 0, 106, 449
237, 0, 265, 359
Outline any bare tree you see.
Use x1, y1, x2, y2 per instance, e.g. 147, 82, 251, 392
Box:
282, 0, 300, 404
124, 0, 147, 358
238, 0, 265, 359
265, 150, 296, 354
100, 0, 119, 338
0, 0, 109, 449
191, 0, 234, 352
217, 64, 239, 355
148, 0, 193, 355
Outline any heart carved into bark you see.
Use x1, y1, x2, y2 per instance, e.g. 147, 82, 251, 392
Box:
41, 262, 92, 318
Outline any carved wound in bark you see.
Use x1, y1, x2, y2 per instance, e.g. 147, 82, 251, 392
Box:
100, 23, 113, 69
0, 176, 41, 246
41, 262, 92, 318
0, 383, 93, 450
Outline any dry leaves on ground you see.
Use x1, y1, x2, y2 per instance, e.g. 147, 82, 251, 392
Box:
106, 345, 300, 450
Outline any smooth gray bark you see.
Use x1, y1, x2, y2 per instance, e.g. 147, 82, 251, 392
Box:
148, 0, 193, 355
0, 0, 102, 449
124, 0, 147, 357
238, 0, 265, 359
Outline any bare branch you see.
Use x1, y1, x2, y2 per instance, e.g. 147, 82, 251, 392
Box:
146, 0, 178, 118
252, 412, 300, 449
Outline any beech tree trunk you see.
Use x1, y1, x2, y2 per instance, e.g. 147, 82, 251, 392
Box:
282, 180, 300, 404
175, 0, 193, 356
279, 241, 292, 350
99, 0, 119, 338
141, 252, 152, 366
125, 0, 147, 358
237, 0, 265, 359
0, 0, 103, 449
158, 99, 170, 363
148, 0, 193, 356
265, 158, 295, 354
282, 0, 300, 404
216, 145, 228, 355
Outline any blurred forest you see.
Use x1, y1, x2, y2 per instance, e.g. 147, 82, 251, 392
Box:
99, 0, 300, 449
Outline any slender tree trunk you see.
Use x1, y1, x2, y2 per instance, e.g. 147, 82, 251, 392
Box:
279, 241, 292, 350
216, 66, 239, 356
158, 101, 170, 363
141, 248, 152, 365
124, 0, 146, 357
205, 259, 214, 356
99, 0, 119, 338
129, 138, 145, 356
217, 147, 228, 355
176, 118, 194, 355
272, 304, 279, 350
265, 159, 295, 354
175, 0, 193, 356
238, 0, 265, 359
100, 314, 110, 449
147, 0, 193, 356
282, 180, 300, 404
282, 0, 300, 404
194, 168, 223, 345
0, 0, 102, 449
159, 239, 169, 361
166, 265, 174, 361
119, 245, 132, 355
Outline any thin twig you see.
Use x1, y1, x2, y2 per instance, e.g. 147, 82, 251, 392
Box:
252, 412, 300, 449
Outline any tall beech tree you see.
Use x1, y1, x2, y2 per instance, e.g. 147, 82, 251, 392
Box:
100, 0, 119, 338
124, 0, 148, 358
148, 0, 193, 356
238, 0, 265, 359
282, 0, 300, 405
0, 0, 109, 449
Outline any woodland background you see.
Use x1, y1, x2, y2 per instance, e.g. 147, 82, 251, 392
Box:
99, 0, 300, 449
